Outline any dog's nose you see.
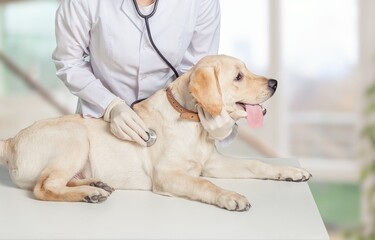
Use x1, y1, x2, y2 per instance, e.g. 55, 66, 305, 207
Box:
268, 79, 278, 91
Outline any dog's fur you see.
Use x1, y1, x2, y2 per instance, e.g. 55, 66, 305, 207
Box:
0, 55, 311, 211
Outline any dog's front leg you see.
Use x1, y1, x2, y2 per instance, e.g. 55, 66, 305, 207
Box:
202, 153, 312, 182
152, 169, 251, 211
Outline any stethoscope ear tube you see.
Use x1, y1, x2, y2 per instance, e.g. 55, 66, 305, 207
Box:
132, 0, 179, 79
132, 0, 158, 19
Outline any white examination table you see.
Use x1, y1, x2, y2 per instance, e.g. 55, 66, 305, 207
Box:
0, 158, 328, 240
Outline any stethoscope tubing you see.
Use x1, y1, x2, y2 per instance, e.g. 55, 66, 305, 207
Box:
132, 0, 180, 79
132, 0, 158, 19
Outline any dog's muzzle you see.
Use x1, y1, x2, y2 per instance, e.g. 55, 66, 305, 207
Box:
145, 129, 157, 147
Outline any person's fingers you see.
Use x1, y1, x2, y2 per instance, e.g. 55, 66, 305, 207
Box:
221, 108, 232, 118
110, 119, 147, 147
119, 122, 147, 147
204, 109, 214, 121
197, 106, 210, 129
110, 121, 133, 142
197, 106, 205, 119
197, 106, 215, 122
131, 113, 149, 137
229, 109, 247, 121
126, 118, 149, 141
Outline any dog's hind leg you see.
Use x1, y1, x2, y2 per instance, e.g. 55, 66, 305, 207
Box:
33, 138, 112, 203
34, 169, 112, 203
67, 178, 114, 194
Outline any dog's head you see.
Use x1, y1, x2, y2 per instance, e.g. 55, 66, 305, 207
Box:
189, 55, 277, 127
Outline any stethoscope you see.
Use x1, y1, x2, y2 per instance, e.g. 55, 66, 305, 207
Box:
132, 0, 179, 79
132, 0, 179, 147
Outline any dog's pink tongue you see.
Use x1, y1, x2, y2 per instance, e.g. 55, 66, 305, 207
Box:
245, 105, 264, 128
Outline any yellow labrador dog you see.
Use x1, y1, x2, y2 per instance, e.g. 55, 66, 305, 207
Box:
0, 55, 311, 211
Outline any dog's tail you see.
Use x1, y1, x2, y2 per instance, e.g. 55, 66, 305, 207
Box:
0, 140, 9, 166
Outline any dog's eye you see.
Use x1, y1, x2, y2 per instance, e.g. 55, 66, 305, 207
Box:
235, 73, 243, 81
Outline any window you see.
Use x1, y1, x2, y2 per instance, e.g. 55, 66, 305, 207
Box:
281, 0, 359, 161
220, 0, 360, 164
220, 0, 269, 74
1, 1, 59, 93
219, 0, 361, 235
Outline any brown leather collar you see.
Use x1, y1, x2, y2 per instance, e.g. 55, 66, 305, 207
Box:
166, 87, 200, 122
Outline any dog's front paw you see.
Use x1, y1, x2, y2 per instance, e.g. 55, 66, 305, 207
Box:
279, 167, 312, 182
216, 191, 251, 211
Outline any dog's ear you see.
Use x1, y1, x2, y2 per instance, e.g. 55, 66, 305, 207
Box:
189, 65, 223, 116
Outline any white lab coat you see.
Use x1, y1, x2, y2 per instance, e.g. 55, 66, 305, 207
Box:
53, 0, 221, 118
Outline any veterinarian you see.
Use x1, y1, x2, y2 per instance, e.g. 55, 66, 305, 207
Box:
53, 0, 241, 147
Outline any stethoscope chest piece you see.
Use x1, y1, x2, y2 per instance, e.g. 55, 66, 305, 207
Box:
146, 129, 157, 147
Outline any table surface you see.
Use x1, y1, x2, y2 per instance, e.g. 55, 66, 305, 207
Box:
0, 158, 329, 240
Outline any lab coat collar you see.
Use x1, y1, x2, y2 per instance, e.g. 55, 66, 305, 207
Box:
121, 0, 144, 31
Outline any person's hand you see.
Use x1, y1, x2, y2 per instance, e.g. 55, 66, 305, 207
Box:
197, 106, 239, 140
104, 98, 149, 147
229, 109, 247, 121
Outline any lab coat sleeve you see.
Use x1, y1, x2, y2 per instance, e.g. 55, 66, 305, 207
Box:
52, 0, 116, 118
179, 0, 221, 73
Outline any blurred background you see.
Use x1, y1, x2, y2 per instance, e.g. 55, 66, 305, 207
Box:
0, 0, 374, 239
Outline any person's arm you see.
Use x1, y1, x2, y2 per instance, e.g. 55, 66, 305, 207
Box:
53, 0, 148, 146
181, 0, 242, 145
52, 0, 116, 118
179, 0, 221, 74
